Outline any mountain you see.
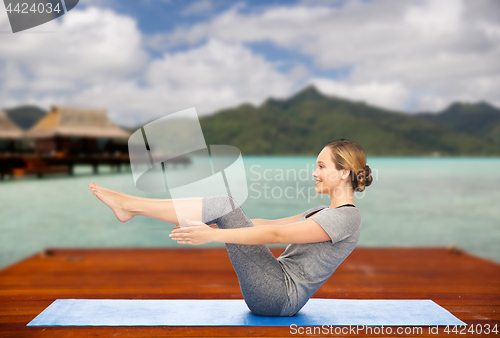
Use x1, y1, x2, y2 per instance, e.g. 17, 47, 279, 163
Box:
3, 87, 500, 156
414, 102, 500, 145
3, 105, 47, 130
198, 86, 500, 156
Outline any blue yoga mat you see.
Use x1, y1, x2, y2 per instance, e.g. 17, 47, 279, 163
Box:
27, 299, 466, 327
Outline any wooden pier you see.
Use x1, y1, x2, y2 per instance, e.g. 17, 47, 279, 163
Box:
0, 153, 191, 179
0, 247, 498, 337
0, 153, 130, 178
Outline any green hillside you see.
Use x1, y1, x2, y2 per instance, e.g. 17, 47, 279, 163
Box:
414, 102, 500, 145
198, 86, 500, 156
3, 86, 500, 156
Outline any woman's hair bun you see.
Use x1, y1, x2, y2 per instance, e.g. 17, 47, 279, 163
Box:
353, 164, 373, 192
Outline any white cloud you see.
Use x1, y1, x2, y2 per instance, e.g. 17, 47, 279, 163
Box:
181, 0, 213, 16
0, 6, 307, 126
156, 0, 500, 112
310, 78, 410, 111
76, 39, 307, 126
0, 6, 148, 88
146, 38, 302, 91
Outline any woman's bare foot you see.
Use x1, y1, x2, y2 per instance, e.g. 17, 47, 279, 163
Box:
89, 182, 134, 198
88, 183, 136, 223
88, 182, 165, 201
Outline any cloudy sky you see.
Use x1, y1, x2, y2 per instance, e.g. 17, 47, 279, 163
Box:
0, 0, 499, 127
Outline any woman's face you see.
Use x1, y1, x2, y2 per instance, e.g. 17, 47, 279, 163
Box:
312, 147, 350, 195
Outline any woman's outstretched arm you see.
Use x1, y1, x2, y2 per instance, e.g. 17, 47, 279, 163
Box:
170, 218, 331, 245
173, 222, 280, 245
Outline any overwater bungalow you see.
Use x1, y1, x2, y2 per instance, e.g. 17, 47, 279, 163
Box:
0, 105, 191, 178
0, 111, 29, 154
23, 105, 130, 157
0, 105, 133, 178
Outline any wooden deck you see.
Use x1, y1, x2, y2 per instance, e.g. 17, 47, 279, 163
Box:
0, 247, 498, 337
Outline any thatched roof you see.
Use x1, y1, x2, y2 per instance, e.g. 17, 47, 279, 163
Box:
0, 111, 24, 139
24, 105, 130, 139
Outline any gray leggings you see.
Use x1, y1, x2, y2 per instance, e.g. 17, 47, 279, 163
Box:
201, 195, 289, 316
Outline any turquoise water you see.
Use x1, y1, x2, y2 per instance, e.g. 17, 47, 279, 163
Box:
0, 156, 499, 270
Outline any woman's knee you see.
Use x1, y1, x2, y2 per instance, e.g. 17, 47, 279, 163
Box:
202, 194, 239, 222
226, 194, 242, 210
219, 194, 243, 217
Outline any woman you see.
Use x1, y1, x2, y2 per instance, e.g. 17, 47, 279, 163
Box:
88, 139, 372, 317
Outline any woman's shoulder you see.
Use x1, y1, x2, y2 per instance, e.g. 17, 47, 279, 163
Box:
301, 205, 330, 217
320, 206, 362, 226
301, 205, 362, 222
305, 205, 362, 243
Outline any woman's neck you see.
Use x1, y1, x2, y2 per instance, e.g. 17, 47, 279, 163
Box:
328, 187, 355, 208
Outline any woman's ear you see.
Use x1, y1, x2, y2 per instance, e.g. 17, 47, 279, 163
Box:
341, 169, 349, 180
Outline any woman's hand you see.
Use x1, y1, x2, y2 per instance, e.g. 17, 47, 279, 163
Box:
169, 219, 216, 245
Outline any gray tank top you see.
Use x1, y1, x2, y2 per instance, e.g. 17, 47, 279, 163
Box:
277, 204, 362, 316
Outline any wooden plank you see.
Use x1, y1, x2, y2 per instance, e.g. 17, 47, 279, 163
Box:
0, 247, 499, 337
